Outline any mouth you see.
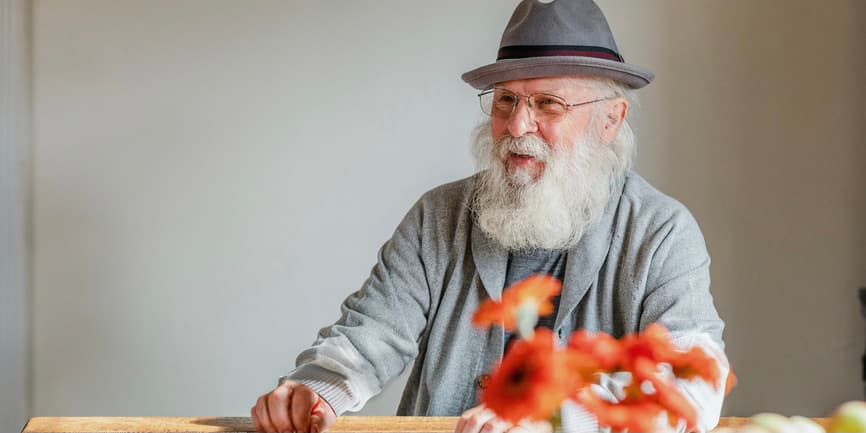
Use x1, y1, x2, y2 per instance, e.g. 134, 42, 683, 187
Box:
507, 152, 545, 171
508, 150, 541, 160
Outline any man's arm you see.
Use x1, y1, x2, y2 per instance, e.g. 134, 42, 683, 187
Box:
638, 207, 728, 432
576, 204, 728, 433
251, 379, 336, 433
285, 198, 433, 414
252, 198, 434, 433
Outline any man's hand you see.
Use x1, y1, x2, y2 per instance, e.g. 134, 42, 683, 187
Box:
251, 380, 337, 433
455, 405, 552, 433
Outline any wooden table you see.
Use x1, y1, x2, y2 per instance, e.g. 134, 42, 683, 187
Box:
21, 416, 832, 432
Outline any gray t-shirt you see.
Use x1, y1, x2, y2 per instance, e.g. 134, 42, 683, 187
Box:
503, 248, 567, 350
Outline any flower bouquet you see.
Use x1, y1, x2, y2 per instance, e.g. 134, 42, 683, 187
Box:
472, 274, 734, 432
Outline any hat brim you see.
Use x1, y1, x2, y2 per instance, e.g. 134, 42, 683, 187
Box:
461, 56, 654, 90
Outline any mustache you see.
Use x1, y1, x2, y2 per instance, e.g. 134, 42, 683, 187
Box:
495, 133, 551, 161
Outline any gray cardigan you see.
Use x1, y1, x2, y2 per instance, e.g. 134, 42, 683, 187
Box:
285, 171, 727, 431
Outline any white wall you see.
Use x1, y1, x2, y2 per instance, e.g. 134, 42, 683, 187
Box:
30, 0, 866, 419
31, 0, 509, 417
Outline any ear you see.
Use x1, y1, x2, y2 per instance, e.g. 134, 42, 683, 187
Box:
598, 97, 629, 145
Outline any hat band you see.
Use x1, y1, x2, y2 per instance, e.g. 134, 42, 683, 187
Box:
497, 45, 623, 62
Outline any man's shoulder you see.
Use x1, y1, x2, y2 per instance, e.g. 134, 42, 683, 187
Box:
618, 172, 699, 229
416, 174, 478, 209
394, 174, 478, 242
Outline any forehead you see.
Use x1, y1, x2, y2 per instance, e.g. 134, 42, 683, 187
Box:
495, 75, 601, 96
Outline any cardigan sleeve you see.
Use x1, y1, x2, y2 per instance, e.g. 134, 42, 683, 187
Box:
282, 199, 432, 415
637, 206, 729, 433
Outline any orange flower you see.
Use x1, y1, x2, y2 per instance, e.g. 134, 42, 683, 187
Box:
567, 325, 722, 432
620, 324, 721, 388
561, 349, 603, 395
647, 375, 698, 431
724, 368, 737, 396
577, 369, 698, 432
481, 329, 577, 423
576, 388, 667, 433
472, 274, 562, 330
668, 346, 721, 384
476, 315, 733, 431
621, 324, 679, 367
646, 324, 684, 359
567, 329, 624, 370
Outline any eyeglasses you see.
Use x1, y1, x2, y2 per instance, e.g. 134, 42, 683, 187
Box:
478, 88, 610, 121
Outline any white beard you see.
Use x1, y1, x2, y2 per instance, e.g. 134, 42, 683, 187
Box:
470, 121, 626, 251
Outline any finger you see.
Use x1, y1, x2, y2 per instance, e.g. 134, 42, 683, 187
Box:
456, 405, 485, 433
250, 406, 261, 432
463, 407, 498, 433
255, 395, 277, 433
309, 414, 322, 433
455, 416, 466, 433
289, 385, 318, 432
480, 417, 511, 433
511, 420, 552, 433
313, 397, 337, 433
504, 424, 535, 433
456, 407, 475, 432
267, 385, 293, 432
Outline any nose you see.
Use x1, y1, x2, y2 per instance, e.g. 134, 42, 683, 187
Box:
505, 98, 539, 138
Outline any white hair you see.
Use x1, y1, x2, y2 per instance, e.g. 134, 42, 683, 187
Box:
589, 77, 638, 173
470, 77, 638, 251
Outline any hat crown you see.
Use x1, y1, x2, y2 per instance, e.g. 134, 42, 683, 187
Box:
500, 0, 620, 56
460, 0, 654, 90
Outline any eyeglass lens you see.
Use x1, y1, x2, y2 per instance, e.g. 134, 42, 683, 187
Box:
480, 89, 569, 119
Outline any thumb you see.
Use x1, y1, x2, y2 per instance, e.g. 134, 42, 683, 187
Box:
309, 394, 337, 433
310, 414, 322, 433
310, 399, 322, 416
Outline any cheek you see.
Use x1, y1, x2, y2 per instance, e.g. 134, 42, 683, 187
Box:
535, 125, 560, 149
490, 118, 508, 140
542, 118, 588, 151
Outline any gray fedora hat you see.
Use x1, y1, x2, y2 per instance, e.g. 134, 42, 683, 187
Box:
462, 0, 654, 90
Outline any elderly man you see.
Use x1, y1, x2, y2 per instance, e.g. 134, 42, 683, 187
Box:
252, 1, 729, 432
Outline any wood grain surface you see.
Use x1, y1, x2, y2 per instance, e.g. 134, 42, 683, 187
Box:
22, 416, 832, 432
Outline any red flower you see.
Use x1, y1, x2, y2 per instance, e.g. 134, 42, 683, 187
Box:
473, 297, 735, 433
725, 368, 737, 396
567, 329, 624, 371
648, 375, 699, 430
561, 349, 603, 396
473, 274, 562, 330
568, 324, 723, 432
621, 324, 721, 387
621, 324, 679, 367
668, 346, 721, 384
577, 367, 698, 432
481, 329, 578, 423
576, 388, 667, 433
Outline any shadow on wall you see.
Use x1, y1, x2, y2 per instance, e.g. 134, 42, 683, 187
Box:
858, 0, 866, 262
857, 3, 866, 394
